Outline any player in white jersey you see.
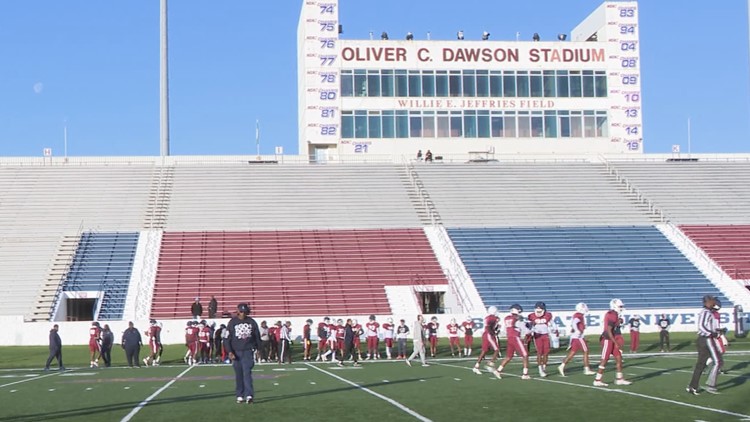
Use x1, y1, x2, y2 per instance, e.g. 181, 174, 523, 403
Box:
559, 302, 596, 376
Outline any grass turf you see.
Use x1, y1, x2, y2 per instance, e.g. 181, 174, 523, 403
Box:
1, 333, 749, 421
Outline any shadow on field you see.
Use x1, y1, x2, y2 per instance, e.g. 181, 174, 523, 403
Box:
623, 360, 692, 382
0, 391, 231, 422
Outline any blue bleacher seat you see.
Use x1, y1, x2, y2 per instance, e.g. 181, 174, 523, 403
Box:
62, 232, 139, 320
447, 226, 728, 311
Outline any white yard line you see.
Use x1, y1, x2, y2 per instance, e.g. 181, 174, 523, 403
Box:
305, 363, 433, 422
629, 365, 750, 380
120, 365, 193, 422
0, 371, 62, 388
436, 362, 750, 420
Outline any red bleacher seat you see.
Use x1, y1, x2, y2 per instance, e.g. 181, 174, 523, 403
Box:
150, 229, 447, 319
680, 225, 750, 280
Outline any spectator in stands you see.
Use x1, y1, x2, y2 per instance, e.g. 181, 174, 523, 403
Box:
121, 321, 143, 368
658, 314, 671, 352
192, 298, 203, 320
425, 150, 433, 162
101, 324, 114, 368
44, 324, 64, 371
209, 296, 218, 318
416, 150, 423, 161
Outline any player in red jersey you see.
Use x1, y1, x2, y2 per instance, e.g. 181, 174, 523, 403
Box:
335, 319, 346, 360
365, 315, 380, 360
352, 319, 364, 360
303, 319, 313, 361
143, 319, 162, 366
316, 317, 331, 361
593, 299, 632, 387
185, 321, 200, 365
198, 320, 212, 364
559, 302, 596, 376
495, 304, 531, 380
528, 301, 556, 377
460, 316, 475, 356
382, 318, 395, 359
89, 321, 102, 368
446, 318, 460, 357
472, 306, 501, 374
427, 317, 440, 357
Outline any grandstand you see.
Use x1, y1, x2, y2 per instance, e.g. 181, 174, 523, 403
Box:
680, 225, 750, 281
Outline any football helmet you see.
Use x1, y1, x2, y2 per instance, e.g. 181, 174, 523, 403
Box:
387, 318, 393, 324
200, 319, 207, 326
92, 321, 100, 327
487, 305, 498, 316
534, 301, 546, 316
510, 304, 523, 315
609, 298, 625, 313
369, 314, 376, 321
352, 319, 358, 325
306, 319, 313, 324
337, 319, 343, 325
450, 318, 456, 324
149, 319, 157, 326
324, 316, 330, 322
466, 315, 472, 321
431, 316, 438, 322
575, 302, 589, 314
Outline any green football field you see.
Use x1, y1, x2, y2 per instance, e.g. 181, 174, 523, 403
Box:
1, 333, 749, 422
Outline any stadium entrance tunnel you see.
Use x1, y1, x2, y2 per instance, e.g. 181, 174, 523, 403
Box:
419, 291, 445, 314
65, 298, 96, 321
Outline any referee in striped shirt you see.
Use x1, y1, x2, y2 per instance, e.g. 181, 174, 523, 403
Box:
687, 295, 722, 395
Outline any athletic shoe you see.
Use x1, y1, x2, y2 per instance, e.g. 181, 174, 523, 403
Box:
685, 387, 700, 396
584, 368, 596, 375
557, 365, 565, 377
236, 397, 244, 404
539, 369, 547, 378
703, 386, 720, 395
59, 367, 66, 371
43, 367, 50, 371
614, 379, 632, 386
593, 380, 608, 387
521, 375, 531, 380
246, 396, 254, 404
143, 358, 149, 367
337, 362, 343, 367
405, 359, 412, 367
493, 371, 502, 379
421, 364, 430, 367
353, 362, 360, 367
472, 367, 482, 375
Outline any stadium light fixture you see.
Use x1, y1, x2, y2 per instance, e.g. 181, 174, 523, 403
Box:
532, 32, 540, 41
482, 31, 490, 41
457, 30, 464, 40
406, 32, 414, 41
381, 31, 389, 40
558, 33, 567, 41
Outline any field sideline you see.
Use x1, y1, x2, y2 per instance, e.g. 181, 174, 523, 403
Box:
1, 333, 749, 421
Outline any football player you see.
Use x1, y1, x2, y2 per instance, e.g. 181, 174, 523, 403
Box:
198, 320, 212, 364
303, 319, 313, 361
185, 321, 200, 366
143, 319, 162, 366
365, 315, 380, 360
316, 317, 331, 361
558, 302, 596, 376
627, 315, 641, 353
335, 319, 346, 360
382, 318, 395, 359
88, 321, 102, 368
593, 299, 632, 387
427, 316, 439, 358
446, 318, 461, 357
472, 306, 501, 375
352, 319, 364, 360
495, 304, 531, 380
460, 316, 475, 356
528, 302, 556, 377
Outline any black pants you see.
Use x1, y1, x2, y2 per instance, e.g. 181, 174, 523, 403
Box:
689, 336, 722, 389
341, 343, 358, 363
660, 331, 670, 350
101, 345, 112, 367
45, 348, 63, 369
259, 340, 269, 361
125, 346, 141, 367
278, 339, 292, 364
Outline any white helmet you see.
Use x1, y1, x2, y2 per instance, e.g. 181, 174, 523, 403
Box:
575, 302, 589, 314
466, 315, 472, 321
450, 318, 456, 324
352, 319, 358, 325
609, 298, 625, 313
387, 318, 393, 324
487, 306, 498, 316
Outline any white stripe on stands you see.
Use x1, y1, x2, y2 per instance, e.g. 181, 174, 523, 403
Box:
306, 363, 432, 422
436, 362, 750, 420
121, 365, 193, 422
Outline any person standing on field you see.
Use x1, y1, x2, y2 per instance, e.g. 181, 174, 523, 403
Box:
44, 324, 65, 371
687, 295, 723, 395
121, 321, 143, 368
225, 303, 261, 404
405, 315, 429, 367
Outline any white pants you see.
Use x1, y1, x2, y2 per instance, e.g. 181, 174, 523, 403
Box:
408, 340, 426, 364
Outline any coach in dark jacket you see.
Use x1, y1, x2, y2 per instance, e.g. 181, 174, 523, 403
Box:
121, 321, 142, 367
101, 324, 114, 367
225, 303, 261, 404
339, 319, 359, 367
44, 324, 64, 371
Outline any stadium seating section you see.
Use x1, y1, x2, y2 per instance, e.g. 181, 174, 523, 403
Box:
151, 229, 447, 318
680, 225, 750, 280
448, 226, 728, 311
62, 232, 139, 320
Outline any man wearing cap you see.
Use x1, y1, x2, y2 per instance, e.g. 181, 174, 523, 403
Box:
225, 303, 261, 404
687, 295, 723, 395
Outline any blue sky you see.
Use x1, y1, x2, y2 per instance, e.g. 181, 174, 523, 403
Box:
0, 1, 748, 156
